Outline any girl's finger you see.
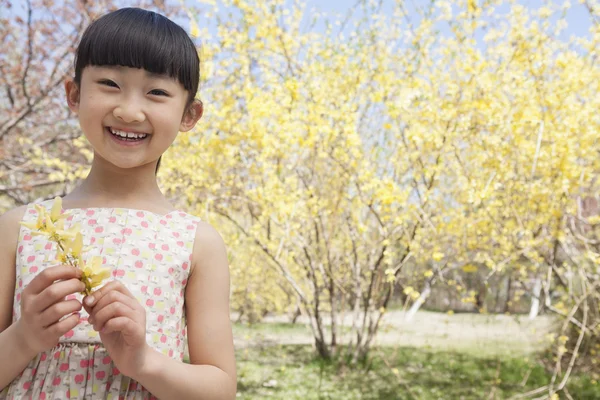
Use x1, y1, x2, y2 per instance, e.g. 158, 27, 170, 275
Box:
26, 265, 82, 296
35, 278, 86, 312
100, 316, 136, 335
84, 280, 134, 308
39, 299, 83, 328
91, 302, 138, 332
89, 289, 139, 319
82, 301, 94, 317
46, 312, 81, 338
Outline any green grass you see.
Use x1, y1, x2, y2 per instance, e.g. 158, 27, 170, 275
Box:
234, 322, 311, 336
235, 344, 600, 399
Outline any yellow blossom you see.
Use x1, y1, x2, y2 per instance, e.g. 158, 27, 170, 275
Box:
80, 256, 111, 296
190, 19, 200, 38
384, 268, 396, 283
432, 252, 444, 262
462, 264, 478, 273
20, 197, 77, 241
20, 197, 110, 295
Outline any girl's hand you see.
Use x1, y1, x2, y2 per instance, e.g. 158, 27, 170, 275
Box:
83, 281, 149, 378
16, 265, 85, 355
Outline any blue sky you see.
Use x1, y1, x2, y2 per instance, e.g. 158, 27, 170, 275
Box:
298, 0, 592, 40
299, 0, 594, 41
17, 1, 595, 43
179, 0, 594, 54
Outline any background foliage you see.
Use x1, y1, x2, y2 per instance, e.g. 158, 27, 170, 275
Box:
2, 0, 600, 397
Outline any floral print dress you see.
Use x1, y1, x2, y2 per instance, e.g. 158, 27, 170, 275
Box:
1, 199, 201, 399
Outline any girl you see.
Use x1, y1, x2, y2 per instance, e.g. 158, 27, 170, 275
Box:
0, 7, 236, 400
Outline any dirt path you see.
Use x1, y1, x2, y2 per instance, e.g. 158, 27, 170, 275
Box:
232, 310, 557, 357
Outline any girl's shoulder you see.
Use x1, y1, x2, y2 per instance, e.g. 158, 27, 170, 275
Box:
0, 204, 29, 240
0, 202, 45, 263
188, 219, 226, 275
0, 204, 29, 330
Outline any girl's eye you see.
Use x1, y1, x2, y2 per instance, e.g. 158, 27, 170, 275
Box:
99, 79, 119, 88
149, 89, 168, 96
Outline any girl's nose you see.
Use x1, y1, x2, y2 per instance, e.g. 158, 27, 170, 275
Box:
113, 103, 145, 123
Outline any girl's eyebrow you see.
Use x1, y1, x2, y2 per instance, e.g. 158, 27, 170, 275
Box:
94, 66, 172, 81
145, 71, 174, 81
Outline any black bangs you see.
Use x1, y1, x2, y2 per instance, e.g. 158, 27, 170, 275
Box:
74, 8, 199, 104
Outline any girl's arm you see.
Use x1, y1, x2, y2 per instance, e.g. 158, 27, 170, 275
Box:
0, 206, 32, 389
0, 207, 87, 391
135, 222, 237, 399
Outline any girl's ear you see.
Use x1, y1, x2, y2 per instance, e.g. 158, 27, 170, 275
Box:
65, 78, 80, 114
180, 100, 203, 132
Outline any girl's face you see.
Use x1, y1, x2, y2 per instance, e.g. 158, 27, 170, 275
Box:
66, 65, 201, 170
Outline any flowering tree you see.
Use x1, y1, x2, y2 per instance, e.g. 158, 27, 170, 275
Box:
162, 0, 600, 375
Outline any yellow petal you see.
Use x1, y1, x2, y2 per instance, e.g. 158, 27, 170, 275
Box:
89, 256, 103, 269
82, 264, 93, 276
190, 19, 200, 38
20, 221, 38, 230
57, 229, 78, 240
56, 249, 69, 264
35, 213, 45, 229
71, 233, 83, 257
50, 197, 62, 222
46, 217, 55, 232
33, 204, 47, 216
90, 269, 111, 287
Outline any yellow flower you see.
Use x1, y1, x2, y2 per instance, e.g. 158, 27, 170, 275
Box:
190, 19, 200, 38
384, 268, 396, 283
68, 232, 84, 258
56, 248, 70, 264
80, 256, 111, 295
558, 335, 569, 344
21, 197, 108, 294
20, 197, 76, 241
49, 196, 64, 223
55, 232, 87, 266
462, 264, 478, 273
20, 205, 46, 232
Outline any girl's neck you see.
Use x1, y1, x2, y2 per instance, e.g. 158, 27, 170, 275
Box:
63, 156, 174, 213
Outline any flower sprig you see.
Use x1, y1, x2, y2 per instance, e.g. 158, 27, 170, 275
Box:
21, 197, 110, 295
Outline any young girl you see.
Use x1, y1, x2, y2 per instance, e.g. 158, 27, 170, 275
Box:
0, 7, 236, 400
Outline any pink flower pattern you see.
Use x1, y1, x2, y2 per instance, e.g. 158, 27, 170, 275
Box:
1, 200, 200, 399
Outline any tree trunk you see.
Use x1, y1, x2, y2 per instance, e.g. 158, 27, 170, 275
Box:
504, 276, 512, 313
405, 281, 431, 322
528, 277, 542, 320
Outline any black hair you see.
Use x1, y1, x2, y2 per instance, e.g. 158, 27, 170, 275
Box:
73, 8, 200, 175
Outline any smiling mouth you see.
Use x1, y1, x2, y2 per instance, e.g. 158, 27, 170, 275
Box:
107, 127, 150, 142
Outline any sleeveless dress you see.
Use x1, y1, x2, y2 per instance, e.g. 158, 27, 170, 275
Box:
1, 199, 201, 400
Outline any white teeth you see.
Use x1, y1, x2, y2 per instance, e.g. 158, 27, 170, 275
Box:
109, 128, 148, 139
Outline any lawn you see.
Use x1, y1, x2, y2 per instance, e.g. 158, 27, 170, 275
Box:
235, 344, 599, 399
231, 312, 599, 399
